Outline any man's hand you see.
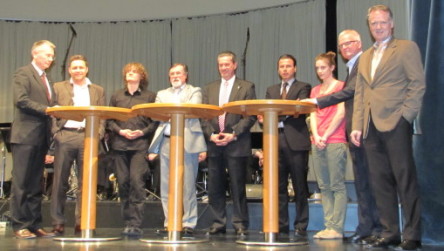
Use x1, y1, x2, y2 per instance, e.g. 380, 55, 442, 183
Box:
198, 152, 207, 162
147, 153, 158, 161
210, 132, 236, 146
350, 130, 362, 147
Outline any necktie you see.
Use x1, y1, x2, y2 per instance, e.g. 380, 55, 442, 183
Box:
281, 82, 288, 99
41, 72, 51, 101
218, 81, 229, 132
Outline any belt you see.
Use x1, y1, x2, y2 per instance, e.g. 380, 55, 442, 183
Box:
164, 134, 170, 138
63, 127, 85, 133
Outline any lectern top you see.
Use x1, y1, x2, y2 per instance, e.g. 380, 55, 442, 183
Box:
222, 99, 316, 116
132, 103, 223, 121
46, 106, 135, 122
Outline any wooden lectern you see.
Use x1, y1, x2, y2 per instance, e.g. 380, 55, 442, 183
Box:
222, 99, 315, 246
132, 103, 222, 244
46, 106, 135, 242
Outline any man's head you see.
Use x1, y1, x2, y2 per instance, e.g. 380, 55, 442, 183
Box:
68, 55, 88, 85
338, 30, 362, 61
31, 40, 56, 70
277, 54, 297, 82
367, 4, 394, 43
122, 62, 148, 89
217, 51, 237, 81
169, 63, 188, 89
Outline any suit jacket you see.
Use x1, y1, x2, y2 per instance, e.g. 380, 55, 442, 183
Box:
10, 64, 55, 146
51, 80, 106, 137
317, 58, 360, 134
352, 38, 425, 137
148, 84, 206, 154
201, 77, 256, 157
265, 80, 311, 151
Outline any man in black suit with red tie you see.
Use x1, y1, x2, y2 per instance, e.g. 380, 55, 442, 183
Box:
202, 51, 256, 237
260, 54, 311, 242
9, 40, 57, 239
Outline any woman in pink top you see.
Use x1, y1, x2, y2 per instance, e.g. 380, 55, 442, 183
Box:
310, 52, 347, 240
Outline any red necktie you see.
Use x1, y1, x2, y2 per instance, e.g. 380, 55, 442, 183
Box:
41, 72, 51, 101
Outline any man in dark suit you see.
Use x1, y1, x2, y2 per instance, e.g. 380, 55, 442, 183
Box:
202, 51, 256, 237
10, 40, 56, 239
50, 55, 105, 236
304, 30, 381, 244
260, 54, 311, 241
350, 5, 425, 250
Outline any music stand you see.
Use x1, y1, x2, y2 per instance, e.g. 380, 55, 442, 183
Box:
46, 106, 135, 242
132, 103, 222, 244
222, 99, 315, 246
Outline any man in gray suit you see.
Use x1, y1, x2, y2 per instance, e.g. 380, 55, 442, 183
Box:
350, 5, 425, 250
304, 30, 381, 244
50, 55, 105, 236
10, 40, 57, 239
202, 51, 256, 237
148, 63, 206, 237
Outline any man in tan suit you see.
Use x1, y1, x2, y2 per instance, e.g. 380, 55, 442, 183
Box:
350, 5, 425, 250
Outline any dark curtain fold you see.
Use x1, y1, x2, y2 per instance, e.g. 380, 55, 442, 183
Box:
411, 0, 444, 245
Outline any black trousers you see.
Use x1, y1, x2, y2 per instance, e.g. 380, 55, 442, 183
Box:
10, 143, 47, 231
364, 117, 421, 241
113, 149, 148, 228
277, 132, 309, 233
349, 141, 381, 236
208, 154, 249, 231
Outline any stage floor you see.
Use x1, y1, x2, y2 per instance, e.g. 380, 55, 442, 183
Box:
1, 228, 442, 251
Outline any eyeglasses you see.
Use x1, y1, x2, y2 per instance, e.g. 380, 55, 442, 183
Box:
338, 40, 358, 49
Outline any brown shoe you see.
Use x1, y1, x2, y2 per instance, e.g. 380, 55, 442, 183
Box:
52, 224, 65, 236
32, 228, 56, 238
14, 229, 37, 239
74, 224, 81, 235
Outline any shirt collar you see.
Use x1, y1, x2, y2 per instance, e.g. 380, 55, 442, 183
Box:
373, 36, 392, 49
346, 51, 363, 70
70, 77, 92, 87
31, 62, 45, 76
221, 75, 236, 85
282, 77, 295, 86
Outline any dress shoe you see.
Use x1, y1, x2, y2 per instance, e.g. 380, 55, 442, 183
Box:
235, 228, 248, 237
32, 228, 56, 238
207, 227, 226, 235
52, 224, 65, 236
14, 229, 37, 239
74, 224, 81, 235
359, 235, 379, 245
155, 227, 168, 234
366, 237, 401, 249
394, 240, 422, 250
343, 233, 366, 243
127, 227, 143, 237
182, 227, 194, 238
294, 229, 308, 242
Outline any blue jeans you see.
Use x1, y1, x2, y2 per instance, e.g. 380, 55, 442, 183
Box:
311, 143, 347, 233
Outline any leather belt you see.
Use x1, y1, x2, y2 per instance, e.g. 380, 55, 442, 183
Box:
164, 135, 170, 138
63, 127, 85, 133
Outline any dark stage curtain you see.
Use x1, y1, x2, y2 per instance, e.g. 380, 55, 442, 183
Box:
411, 0, 444, 245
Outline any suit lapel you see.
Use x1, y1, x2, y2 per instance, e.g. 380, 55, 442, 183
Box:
228, 78, 241, 102
373, 39, 396, 82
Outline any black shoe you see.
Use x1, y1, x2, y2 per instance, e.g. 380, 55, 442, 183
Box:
207, 227, 226, 235
294, 229, 308, 242
394, 240, 421, 250
127, 227, 143, 237
235, 228, 248, 237
156, 227, 168, 234
182, 227, 194, 238
359, 235, 379, 245
343, 233, 367, 243
367, 237, 401, 249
